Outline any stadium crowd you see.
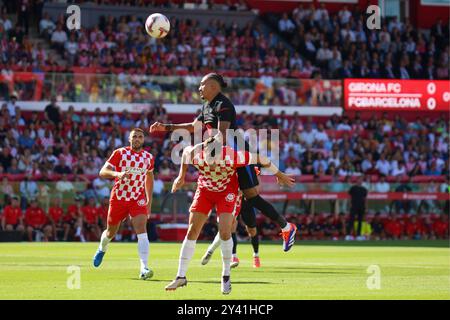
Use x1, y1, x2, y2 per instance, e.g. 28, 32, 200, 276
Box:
1, 3, 448, 80
0, 101, 448, 241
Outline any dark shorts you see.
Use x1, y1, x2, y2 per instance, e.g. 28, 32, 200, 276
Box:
237, 165, 259, 190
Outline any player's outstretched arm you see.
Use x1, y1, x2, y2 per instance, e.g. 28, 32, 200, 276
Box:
256, 154, 296, 188
149, 118, 202, 134
171, 147, 194, 193
99, 163, 130, 181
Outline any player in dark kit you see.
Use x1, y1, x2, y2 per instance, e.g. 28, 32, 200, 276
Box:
150, 73, 297, 256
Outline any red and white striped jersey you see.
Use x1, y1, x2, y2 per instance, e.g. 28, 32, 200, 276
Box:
106, 147, 154, 201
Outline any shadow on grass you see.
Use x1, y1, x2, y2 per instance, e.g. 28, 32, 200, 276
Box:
131, 279, 273, 284
262, 266, 361, 275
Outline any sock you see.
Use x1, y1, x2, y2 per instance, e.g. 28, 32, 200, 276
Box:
251, 235, 259, 255
232, 253, 237, 258
231, 233, 237, 255
177, 238, 196, 278
137, 233, 149, 270
247, 195, 287, 228
281, 223, 291, 232
99, 230, 112, 252
207, 233, 221, 254
220, 237, 233, 277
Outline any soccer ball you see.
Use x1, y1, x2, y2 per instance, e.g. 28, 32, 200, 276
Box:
145, 13, 170, 39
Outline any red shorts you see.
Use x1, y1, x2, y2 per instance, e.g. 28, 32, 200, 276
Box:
190, 187, 239, 216
107, 197, 148, 226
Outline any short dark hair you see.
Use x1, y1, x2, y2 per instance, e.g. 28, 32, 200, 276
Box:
130, 127, 145, 135
204, 73, 227, 89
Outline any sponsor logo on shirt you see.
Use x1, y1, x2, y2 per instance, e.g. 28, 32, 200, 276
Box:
137, 199, 146, 207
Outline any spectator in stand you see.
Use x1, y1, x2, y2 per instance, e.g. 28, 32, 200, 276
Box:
370, 212, 385, 240
393, 176, 413, 214
24, 198, 51, 241
39, 12, 55, 38
152, 173, 165, 199
81, 197, 101, 241
260, 217, 278, 240
1, 195, 24, 232
384, 213, 403, 240
55, 173, 75, 197
307, 214, 324, 240
432, 214, 449, 239
19, 174, 39, 209
50, 23, 68, 54
48, 197, 64, 241
54, 157, 72, 174
374, 175, 390, 193
1, 176, 14, 205
44, 96, 61, 126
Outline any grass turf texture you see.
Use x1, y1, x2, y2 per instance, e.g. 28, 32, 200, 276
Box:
0, 241, 449, 300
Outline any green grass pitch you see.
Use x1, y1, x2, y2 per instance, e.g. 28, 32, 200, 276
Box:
0, 241, 449, 300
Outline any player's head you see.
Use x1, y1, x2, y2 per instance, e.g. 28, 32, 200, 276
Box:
129, 128, 145, 151
199, 73, 227, 102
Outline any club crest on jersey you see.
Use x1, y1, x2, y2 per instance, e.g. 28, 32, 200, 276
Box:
225, 193, 236, 202
137, 199, 146, 207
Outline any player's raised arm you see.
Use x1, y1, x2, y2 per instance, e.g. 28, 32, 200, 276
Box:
149, 117, 202, 134
171, 146, 194, 193
255, 153, 296, 188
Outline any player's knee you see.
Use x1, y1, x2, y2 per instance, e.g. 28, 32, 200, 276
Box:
219, 230, 231, 241
186, 226, 201, 240
247, 227, 257, 237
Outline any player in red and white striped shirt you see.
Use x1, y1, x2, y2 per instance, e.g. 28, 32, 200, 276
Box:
165, 141, 294, 294
92, 128, 155, 280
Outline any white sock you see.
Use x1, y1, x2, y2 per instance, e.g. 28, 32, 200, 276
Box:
232, 253, 238, 258
207, 233, 221, 254
75, 226, 81, 236
99, 230, 112, 252
177, 238, 196, 278
137, 233, 149, 270
281, 223, 291, 232
253, 252, 259, 257
220, 238, 233, 277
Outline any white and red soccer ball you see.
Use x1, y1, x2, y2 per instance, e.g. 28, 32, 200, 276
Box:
145, 13, 170, 39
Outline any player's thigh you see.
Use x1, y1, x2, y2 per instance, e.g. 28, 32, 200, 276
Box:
237, 165, 259, 198
187, 211, 209, 240
107, 200, 129, 230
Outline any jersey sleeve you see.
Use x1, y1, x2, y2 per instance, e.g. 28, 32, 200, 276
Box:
106, 149, 121, 169
216, 101, 234, 123
148, 155, 155, 173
